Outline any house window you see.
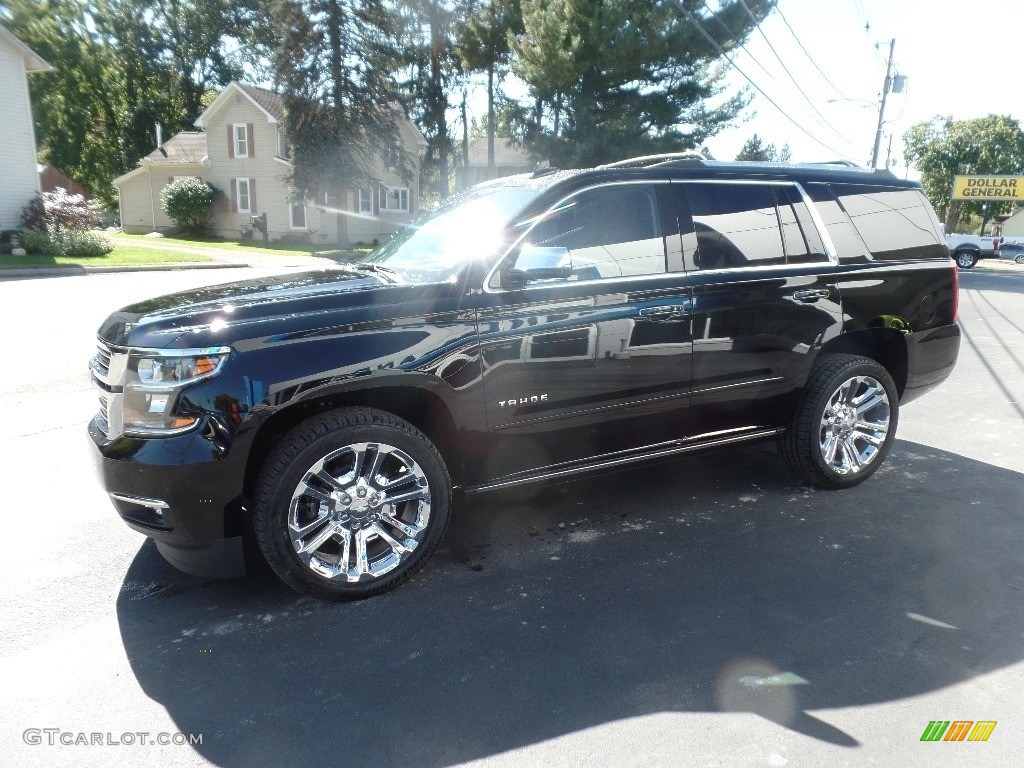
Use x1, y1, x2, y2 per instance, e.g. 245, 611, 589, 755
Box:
234, 124, 249, 158
236, 178, 251, 213
290, 203, 307, 229
379, 186, 409, 213
359, 189, 374, 214
277, 128, 291, 160
385, 142, 403, 170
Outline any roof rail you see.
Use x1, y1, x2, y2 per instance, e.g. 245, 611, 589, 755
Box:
803, 159, 864, 168
599, 152, 707, 169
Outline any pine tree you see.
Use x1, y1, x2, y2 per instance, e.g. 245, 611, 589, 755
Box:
511, 0, 775, 167
273, 0, 407, 201
457, 1, 522, 172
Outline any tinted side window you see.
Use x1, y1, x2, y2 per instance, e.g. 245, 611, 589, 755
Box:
805, 183, 871, 262
774, 186, 829, 264
523, 184, 665, 279
686, 183, 785, 269
832, 184, 946, 261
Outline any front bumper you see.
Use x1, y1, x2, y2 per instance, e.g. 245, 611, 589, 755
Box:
88, 417, 247, 578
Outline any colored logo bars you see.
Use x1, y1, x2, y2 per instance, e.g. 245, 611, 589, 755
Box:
920, 721, 997, 742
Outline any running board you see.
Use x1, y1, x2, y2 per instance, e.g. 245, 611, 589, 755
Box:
466, 427, 784, 494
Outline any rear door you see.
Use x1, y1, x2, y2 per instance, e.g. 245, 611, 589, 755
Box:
677, 180, 844, 436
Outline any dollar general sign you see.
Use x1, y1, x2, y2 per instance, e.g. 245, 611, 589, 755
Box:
952, 175, 1024, 200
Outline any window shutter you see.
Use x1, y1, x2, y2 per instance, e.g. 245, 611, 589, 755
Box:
249, 179, 257, 213
247, 122, 255, 157
227, 125, 235, 159
230, 178, 237, 213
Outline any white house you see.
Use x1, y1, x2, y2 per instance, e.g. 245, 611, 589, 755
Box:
114, 81, 427, 246
0, 25, 52, 231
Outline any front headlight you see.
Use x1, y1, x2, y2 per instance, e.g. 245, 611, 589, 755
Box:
123, 347, 231, 435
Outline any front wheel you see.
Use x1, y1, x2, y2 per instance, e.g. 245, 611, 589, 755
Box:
1015, 254, 1024, 265
780, 354, 898, 489
254, 407, 451, 600
955, 249, 978, 269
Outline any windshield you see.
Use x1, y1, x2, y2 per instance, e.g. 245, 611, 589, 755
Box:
364, 184, 543, 283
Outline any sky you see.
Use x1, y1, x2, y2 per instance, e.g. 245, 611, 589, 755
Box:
698, 0, 1023, 174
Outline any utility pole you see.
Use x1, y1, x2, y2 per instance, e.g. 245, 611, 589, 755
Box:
871, 38, 895, 169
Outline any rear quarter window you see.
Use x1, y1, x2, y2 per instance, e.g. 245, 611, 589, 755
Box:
830, 184, 947, 261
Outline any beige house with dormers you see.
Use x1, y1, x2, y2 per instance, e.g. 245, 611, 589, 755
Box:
114, 82, 427, 246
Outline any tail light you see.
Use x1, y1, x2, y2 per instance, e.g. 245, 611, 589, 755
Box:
950, 260, 959, 323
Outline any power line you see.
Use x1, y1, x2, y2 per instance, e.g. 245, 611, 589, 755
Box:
725, 0, 860, 149
672, 1, 858, 161
773, 3, 858, 104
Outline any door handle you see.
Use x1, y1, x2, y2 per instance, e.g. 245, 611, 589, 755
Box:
792, 289, 831, 303
638, 305, 690, 321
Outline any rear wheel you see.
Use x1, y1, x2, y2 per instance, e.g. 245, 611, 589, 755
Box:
955, 248, 978, 269
254, 407, 451, 600
781, 354, 898, 489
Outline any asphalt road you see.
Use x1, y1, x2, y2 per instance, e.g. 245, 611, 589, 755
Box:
1, 262, 1021, 768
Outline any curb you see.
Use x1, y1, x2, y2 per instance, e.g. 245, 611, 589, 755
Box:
0, 262, 252, 280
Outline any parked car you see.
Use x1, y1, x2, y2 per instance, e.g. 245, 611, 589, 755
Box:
945, 233, 1000, 269
89, 156, 961, 600
997, 241, 1024, 264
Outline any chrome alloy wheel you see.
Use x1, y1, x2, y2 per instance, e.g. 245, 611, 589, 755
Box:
287, 442, 431, 582
818, 375, 891, 476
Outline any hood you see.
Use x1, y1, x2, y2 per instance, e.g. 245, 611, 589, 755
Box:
96, 268, 417, 348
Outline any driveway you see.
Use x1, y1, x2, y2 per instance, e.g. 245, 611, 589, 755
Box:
1, 262, 1020, 767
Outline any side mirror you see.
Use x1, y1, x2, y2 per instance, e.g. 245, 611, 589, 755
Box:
504, 245, 572, 288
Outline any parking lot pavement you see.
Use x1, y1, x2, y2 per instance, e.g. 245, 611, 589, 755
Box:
1, 266, 1021, 768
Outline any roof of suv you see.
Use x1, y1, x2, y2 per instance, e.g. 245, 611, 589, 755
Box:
484, 156, 919, 195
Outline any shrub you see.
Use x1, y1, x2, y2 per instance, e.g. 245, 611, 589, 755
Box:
48, 229, 114, 257
160, 178, 219, 235
20, 188, 100, 233
17, 227, 113, 257
19, 228, 50, 255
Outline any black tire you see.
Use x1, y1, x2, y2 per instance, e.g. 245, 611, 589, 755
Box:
780, 354, 899, 490
954, 248, 978, 269
254, 407, 451, 600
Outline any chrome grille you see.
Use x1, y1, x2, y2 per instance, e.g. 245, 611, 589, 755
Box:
95, 342, 112, 377
91, 339, 126, 439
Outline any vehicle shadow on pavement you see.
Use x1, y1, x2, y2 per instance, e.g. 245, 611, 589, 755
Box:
115, 439, 1023, 765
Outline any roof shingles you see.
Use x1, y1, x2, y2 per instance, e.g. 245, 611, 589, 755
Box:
144, 132, 208, 164
236, 83, 285, 122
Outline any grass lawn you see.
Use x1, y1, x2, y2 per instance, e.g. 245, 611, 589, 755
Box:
0, 245, 212, 269
110, 231, 355, 254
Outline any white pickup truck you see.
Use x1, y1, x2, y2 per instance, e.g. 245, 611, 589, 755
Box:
946, 233, 1000, 269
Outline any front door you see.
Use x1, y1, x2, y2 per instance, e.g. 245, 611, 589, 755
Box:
472, 181, 695, 481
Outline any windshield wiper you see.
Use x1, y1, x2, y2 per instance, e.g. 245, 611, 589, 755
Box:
349, 262, 401, 283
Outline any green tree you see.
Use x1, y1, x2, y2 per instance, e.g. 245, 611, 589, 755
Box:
736, 134, 791, 162
457, 0, 522, 173
904, 114, 1024, 233
273, 0, 407, 202
1, 0, 271, 208
395, 1, 464, 199
510, 0, 775, 167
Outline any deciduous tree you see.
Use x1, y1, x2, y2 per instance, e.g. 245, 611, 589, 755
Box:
904, 114, 1024, 233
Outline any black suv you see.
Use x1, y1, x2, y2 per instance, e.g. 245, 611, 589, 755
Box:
90, 155, 960, 600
